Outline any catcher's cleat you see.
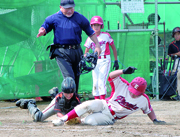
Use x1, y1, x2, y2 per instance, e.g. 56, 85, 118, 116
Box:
15, 99, 36, 109
48, 87, 59, 99
52, 118, 64, 126
15, 100, 21, 107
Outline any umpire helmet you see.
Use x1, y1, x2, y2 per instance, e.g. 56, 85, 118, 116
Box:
128, 77, 147, 96
172, 27, 180, 38
61, 77, 76, 93
90, 16, 104, 29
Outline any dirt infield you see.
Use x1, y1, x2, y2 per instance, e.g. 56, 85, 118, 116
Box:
0, 100, 180, 137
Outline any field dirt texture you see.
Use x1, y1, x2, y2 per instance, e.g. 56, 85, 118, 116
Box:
0, 100, 180, 137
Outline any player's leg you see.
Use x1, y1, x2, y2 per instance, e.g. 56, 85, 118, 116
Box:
48, 87, 59, 99
75, 99, 106, 115
98, 58, 111, 99
28, 98, 56, 122
40, 98, 56, 121
16, 99, 43, 122
56, 56, 75, 88
71, 47, 83, 93
56, 56, 74, 79
55, 47, 83, 93
81, 99, 114, 125
82, 112, 114, 125
92, 65, 99, 99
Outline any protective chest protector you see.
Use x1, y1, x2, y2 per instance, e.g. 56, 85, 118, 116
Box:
58, 94, 79, 115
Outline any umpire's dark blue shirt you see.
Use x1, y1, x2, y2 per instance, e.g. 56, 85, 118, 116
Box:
41, 10, 95, 45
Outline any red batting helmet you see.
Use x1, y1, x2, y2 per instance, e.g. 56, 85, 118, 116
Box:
172, 27, 180, 38
90, 16, 104, 29
128, 77, 147, 96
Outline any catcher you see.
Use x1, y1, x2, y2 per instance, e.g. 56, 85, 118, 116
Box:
15, 77, 81, 125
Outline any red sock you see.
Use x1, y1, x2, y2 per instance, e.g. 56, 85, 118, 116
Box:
67, 109, 78, 121
94, 96, 100, 99
100, 94, 106, 100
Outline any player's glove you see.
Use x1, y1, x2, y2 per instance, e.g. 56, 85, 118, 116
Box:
113, 60, 119, 70
65, 117, 81, 125
123, 66, 137, 74
153, 119, 166, 125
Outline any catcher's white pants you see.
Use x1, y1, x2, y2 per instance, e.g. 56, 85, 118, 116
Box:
74, 99, 115, 125
41, 98, 56, 121
92, 56, 111, 96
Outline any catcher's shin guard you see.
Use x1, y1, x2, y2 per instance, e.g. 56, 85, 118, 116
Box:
28, 102, 43, 122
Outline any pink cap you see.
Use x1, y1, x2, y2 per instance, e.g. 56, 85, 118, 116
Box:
128, 77, 147, 96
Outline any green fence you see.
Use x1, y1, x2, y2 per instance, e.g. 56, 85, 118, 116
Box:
0, 0, 179, 100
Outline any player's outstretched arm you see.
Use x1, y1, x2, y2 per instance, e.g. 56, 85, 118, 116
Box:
109, 69, 123, 79
147, 109, 166, 125
89, 34, 101, 56
109, 66, 137, 79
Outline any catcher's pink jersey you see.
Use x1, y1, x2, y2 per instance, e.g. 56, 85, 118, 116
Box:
84, 32, 114, 56
107, 76, 152, 119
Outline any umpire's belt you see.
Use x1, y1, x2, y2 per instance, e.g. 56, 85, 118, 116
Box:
46, 44, 80, 51
56, 44, 80, 49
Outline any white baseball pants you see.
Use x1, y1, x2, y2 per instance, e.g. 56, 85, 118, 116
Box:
74, 99, 115, 125
92, 56, 111, 96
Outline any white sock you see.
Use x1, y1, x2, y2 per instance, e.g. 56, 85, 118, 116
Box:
61, 115, 68, 122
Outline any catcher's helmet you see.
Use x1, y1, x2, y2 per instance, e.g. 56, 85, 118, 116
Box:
78, 52, 98, 75
128, 77, 147, 96
172, 27, 180, 38
61, 77, 76, 93
90, 16, 104, 29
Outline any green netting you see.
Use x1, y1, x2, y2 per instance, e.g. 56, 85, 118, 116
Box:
0, 0, 179, 100
109, 32, 151, 82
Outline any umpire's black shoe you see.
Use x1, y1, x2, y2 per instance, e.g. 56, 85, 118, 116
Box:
171, 96, 180, 101
15, 99, 36, 109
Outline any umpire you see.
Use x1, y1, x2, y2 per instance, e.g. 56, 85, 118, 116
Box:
37, 0, 101, 93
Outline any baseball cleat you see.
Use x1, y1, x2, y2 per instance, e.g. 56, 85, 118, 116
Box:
48, 87, 59, 99
15, 99, 36, 109
52, 118, 64, 126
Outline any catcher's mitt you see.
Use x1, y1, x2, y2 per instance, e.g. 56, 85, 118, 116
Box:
78, 52, 98, 75
65, 117, 81, 125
